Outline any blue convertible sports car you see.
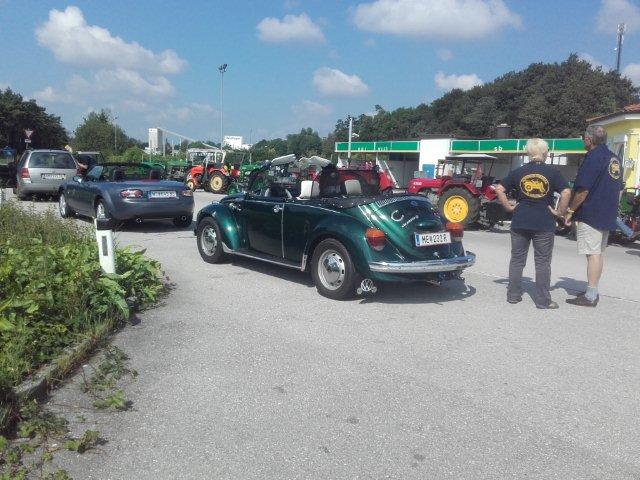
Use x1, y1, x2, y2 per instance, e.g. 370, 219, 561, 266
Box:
58, 163, 194, 227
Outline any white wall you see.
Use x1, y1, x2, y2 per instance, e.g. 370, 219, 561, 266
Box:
418, 139, 452, 178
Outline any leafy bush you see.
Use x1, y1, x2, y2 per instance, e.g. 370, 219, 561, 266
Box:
0, 202, 164, 392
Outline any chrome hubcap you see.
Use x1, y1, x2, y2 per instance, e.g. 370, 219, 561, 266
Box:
318, 249, 345, 291
96, 203, 107, 219
201, 226, 218, 255
59, 194, 66, 215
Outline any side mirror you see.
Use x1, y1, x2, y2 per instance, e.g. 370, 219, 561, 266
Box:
73, 175, 83, 183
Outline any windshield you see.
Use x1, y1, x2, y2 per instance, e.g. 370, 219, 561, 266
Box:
316, 169, 381, 198
87, 164, 162, 182
28, 152, 76, 169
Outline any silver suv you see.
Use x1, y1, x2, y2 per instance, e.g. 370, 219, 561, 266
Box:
15, 150, 78, 199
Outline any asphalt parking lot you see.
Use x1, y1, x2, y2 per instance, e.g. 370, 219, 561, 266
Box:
6, 190, 640, 479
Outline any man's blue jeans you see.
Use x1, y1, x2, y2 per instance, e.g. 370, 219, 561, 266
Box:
617, 217, 634, 238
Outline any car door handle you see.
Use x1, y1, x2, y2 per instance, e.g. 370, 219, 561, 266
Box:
229, 202, 242, 212
273, 205, 283, 213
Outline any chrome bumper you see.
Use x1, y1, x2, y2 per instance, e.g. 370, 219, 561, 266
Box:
368, 252, 476, 274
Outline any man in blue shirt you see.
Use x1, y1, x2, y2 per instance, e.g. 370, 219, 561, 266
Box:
496, 138, 571, 309
564, 125, 623, 307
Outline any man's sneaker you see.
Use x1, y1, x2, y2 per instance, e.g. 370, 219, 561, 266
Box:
507, 297, 522, 304
536, 301, 559, 309
566, 295, 599, 307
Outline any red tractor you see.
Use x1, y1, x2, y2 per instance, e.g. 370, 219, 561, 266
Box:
407, 154, 509, 228
184, 149, 247, 194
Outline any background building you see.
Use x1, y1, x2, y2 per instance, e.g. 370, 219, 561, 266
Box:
335, 137, 586, 188
148, 128, 163, 155
588, 104, 640, 189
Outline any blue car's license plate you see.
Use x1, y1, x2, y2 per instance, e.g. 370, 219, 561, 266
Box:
414, 231, 451, 247
149, 191, 177, 199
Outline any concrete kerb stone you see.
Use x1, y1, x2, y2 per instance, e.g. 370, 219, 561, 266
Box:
0, 307, 129, 434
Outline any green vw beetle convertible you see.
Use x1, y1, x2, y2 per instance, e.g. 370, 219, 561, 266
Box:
194, 155, 475, 299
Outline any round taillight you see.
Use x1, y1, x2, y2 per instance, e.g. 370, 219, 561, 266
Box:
446, 222, 464, 241
365, 228, 386, 251
120, 189, 143, 198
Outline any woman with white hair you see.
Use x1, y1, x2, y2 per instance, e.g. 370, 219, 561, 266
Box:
495, 138, 572, 309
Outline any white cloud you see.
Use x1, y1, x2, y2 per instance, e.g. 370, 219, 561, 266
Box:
597, 0, 640, 34
437, 48, 453, 61
622, 63, 640, 86
312, 68, 370, 97
353, 0, 521, 40
578, 52, 609, 70
33, 85, 73, 103
35, 6, 186, 74
292, 100, 333, 117
257, 13, 325, 43
94, 69, 174, 97
434, 71, 483, 91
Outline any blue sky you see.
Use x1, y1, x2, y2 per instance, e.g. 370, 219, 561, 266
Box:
1, 0, 639, 144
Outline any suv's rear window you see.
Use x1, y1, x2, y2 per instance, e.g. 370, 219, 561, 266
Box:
28, 152, 76, 169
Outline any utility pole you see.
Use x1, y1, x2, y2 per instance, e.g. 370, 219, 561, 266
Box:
347, 115, 353, 167
616, 23, 626, 73
218, 63, 228, 149
114, 115, 118, 155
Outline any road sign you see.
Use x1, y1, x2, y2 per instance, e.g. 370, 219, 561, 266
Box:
24, 129, 34, 139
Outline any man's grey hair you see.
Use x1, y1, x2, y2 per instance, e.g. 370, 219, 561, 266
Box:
584, 125, 607, 145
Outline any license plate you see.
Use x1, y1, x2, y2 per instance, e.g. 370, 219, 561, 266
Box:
149, 190, 177, 199
41, 173, 65, 180
414, 231, 451, 247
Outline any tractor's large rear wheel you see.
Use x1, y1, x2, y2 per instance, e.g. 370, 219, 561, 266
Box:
438, 187, 480, 227
209, 173, 228, 194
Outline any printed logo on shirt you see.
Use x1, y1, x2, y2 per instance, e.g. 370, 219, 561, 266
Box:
520, 174, 549, 199
608, 158, 621, 180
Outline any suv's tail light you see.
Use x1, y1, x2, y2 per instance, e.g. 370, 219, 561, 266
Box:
365, 228, 386, 251
120, 189, 143, 198
446, 222, 464, 242
20, 168, 30, 179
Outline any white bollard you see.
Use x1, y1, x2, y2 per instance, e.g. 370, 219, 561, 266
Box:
94, 219, 116, 274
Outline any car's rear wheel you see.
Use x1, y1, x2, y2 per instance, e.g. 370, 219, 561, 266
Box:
173, 215, 192, 228
311, 239, 357, 300
58, 192, 74, 218
209, 173, 228, 194
95, 199, 110, 220
197, 217, 225, 263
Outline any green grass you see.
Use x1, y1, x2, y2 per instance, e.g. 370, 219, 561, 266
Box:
0, 202, 164, 395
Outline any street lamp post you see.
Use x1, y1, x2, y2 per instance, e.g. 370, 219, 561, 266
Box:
114, 115, 119, 155
218, 63, 228, 149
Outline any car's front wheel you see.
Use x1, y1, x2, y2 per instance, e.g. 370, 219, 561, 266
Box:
197, 217, 225, 263
311, 238, 357, 300
95, 199, 110, 220
58, 192, 74, 218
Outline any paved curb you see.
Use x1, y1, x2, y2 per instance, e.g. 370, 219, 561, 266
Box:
1, 314, 120, 434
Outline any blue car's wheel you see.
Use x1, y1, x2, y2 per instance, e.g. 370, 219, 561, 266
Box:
311, 238, 357, 300
58, 192, 74, 218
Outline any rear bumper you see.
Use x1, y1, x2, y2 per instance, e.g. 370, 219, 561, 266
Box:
368, 252, 476, 273
110, 198, 194, 220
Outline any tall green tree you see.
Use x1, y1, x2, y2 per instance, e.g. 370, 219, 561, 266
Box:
286, 128, 322, 157
0, 88, 68, 152
72, 110, 139, 157
332, 55, 639, 141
